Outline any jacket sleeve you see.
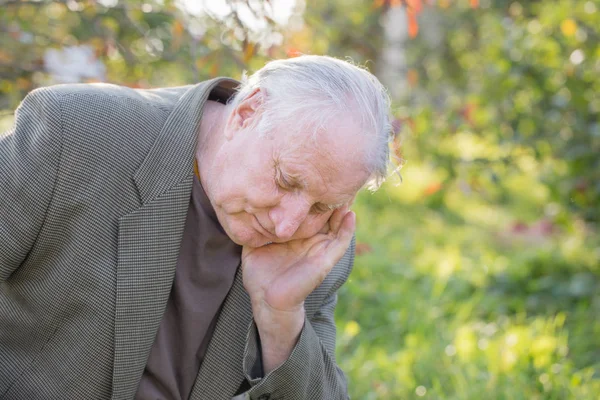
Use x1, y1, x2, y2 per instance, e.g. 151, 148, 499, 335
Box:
241, 240, 355, 400
0, 88, 63, 282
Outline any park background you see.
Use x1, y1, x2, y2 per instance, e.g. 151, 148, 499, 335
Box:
0, 0, 598, 398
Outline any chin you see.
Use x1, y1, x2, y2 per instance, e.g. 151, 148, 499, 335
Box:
225, 225, 270, 248
217, 213, 273, 248
232, 235, 271, 248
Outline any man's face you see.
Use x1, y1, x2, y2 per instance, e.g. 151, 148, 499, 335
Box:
202, 96, 371, 248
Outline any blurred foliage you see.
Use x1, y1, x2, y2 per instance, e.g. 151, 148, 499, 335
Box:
402, 0, 600, 225
1, 0, 599, 398
0, 0, 277, 107
0, 0, 384, 105
337, 0, 600, 398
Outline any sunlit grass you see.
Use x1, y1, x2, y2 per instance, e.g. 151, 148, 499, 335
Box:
337, 154, 600, 399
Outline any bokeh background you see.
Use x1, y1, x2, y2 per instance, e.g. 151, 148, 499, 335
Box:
1, 0, 599, 398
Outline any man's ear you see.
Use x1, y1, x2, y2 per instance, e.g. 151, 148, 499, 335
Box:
225, 87, 264, 139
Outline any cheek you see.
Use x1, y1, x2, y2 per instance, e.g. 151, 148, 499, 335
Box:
296, 213, 331, 237
211, 176, 252, 213
245, 179, 281, 210
220, 212, 263, 245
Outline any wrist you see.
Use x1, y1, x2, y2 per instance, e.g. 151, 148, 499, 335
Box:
252, 301, 305, 373
252, 300, 305, 337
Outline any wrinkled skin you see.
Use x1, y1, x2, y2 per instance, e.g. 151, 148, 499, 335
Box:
197, 88, 371, 372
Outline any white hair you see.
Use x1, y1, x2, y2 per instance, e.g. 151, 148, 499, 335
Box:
228, 55, 393, 190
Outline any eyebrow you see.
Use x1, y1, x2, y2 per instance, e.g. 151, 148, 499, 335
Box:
276, 166, 306, 189
277, 163, 348, 210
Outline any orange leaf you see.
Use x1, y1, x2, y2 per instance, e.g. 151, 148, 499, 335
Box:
407, 68, 419, 87
470, 0, 479, 8
424, 182, 442, 196
243, 41, 257, 62
391, 135, 403, 160
172, 20, 184, 37
209, 62, 219, 77
407, 9, 419, 38
286, 47, 302, 58
171, 20, 184, 51
124, 81, 143, 89
372, 0, 405, 8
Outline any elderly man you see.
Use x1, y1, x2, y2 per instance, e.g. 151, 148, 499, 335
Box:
0, 55, 391, 400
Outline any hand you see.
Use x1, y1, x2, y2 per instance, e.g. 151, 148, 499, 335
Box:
241, 207, 356, 372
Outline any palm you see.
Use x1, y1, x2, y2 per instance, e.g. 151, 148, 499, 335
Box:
242, 210, 355, 313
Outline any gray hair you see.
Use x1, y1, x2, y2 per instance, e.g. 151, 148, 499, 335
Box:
229, 55, 393, 191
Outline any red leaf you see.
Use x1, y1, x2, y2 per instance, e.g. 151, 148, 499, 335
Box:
286, 47, 302, 58
355, 242, 373, 255
460, 103, 476, 125
511, 222, 528, 233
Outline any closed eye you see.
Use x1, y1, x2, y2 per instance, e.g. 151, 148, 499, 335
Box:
275, 166, 304, 191
311, 203, 332, 214
275, 167, 292, 190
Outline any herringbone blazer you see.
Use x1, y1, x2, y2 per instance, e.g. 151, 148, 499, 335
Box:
0, 79, 354, 400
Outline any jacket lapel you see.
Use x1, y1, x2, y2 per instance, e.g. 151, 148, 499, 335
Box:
189, 267, 253, 400
111, 77, 240, 400
112, 178, 193, 400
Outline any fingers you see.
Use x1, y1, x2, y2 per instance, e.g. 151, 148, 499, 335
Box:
328, 204, 350, 235
337, 210, 355, 242
271, 211, 357, 303
318, 220, 330, 234
318, 211, 356, 276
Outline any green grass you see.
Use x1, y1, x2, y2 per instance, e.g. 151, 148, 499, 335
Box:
336, 159, 600, 399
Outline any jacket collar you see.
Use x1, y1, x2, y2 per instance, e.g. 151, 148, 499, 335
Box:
133, 77, 239, 204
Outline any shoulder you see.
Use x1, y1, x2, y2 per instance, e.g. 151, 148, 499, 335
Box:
29, 83, 195, 147
19, 84, 196, 174
37, 83, 192, 114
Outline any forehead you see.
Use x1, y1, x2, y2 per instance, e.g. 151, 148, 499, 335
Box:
274, 116, 371, 194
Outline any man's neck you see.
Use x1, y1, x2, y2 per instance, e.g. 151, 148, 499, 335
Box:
197, 101, 227, 161
195, 100, 228, 190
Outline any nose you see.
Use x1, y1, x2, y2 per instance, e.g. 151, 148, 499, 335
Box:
269, 196, 311, 240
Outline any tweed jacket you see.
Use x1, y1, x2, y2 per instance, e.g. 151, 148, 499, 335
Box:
0, 78, 354, 400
